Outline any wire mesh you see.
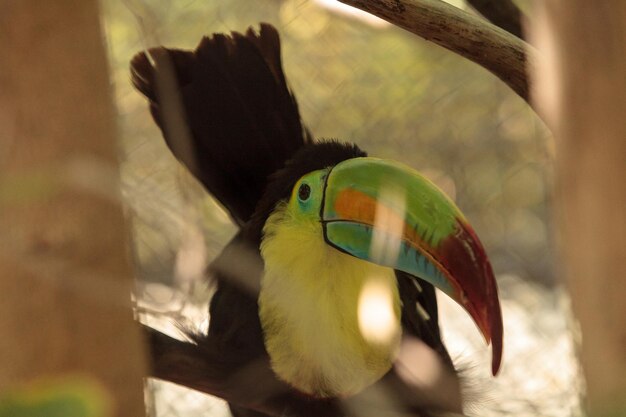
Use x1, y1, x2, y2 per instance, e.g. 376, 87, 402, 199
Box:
101, 0, 584, 416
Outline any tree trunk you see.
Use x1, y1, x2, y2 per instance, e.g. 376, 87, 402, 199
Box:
0, 1, 146, 416
531, 3, 626, 416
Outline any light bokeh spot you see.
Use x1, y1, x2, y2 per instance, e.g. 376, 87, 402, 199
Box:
358, 276, 399, 345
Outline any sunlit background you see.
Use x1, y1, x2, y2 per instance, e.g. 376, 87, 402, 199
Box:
101, 0, 583, 416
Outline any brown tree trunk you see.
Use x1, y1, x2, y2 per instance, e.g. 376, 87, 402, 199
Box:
0, 1, 147, 416
531, 3, 626, 416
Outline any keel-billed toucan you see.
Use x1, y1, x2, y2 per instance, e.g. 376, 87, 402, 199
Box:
132, 23, 502, 414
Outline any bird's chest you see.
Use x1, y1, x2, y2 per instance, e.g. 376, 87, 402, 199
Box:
258, 251, 402, 397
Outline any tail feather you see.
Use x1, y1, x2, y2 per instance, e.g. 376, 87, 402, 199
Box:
131, 23, 310, 226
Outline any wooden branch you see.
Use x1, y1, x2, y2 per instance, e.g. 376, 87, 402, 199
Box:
338, 0, 533, 102
465, 0, 525, 40
144, 325, 462, 416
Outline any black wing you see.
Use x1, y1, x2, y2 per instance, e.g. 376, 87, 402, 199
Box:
130, 23, 311, 226
396, 271, 454, 368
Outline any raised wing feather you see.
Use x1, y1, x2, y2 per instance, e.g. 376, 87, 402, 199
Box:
131, 24, 311, 226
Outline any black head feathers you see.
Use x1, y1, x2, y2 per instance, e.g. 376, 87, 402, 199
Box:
246, 139, 366, 243
262, 141, 365, 208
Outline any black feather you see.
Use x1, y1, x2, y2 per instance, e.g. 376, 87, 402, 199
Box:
396, 271, 453, 366
130, 23, 310, 226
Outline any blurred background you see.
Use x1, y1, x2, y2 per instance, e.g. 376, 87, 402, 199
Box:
101, 1, 583, 416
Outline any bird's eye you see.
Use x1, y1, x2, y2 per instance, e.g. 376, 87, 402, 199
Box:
298, 183, 311, 202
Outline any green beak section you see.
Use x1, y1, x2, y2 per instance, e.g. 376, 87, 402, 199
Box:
321, 157, 503, 375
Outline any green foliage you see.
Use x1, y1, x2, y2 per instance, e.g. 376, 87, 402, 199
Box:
0, 376, 110, 417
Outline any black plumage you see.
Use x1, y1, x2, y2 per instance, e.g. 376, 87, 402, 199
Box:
131, 24, 311, 227
132, 23, 458, 416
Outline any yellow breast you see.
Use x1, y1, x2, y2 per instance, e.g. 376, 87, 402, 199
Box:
259, 205, 402, 397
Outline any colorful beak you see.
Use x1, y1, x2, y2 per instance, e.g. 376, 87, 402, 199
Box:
321, 157, 503, 375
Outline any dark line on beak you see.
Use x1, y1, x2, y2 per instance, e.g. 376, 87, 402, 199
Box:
320, 164, 335, 247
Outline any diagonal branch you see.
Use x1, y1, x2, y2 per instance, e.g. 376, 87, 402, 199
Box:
338, 0, 535, 103
464, 0, 525, 41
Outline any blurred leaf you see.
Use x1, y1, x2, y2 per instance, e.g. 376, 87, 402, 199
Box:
0, 376, 111, 417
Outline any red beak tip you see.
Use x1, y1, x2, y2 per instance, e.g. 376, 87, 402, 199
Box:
490, 338, 503, 376
492, 358, 501, 376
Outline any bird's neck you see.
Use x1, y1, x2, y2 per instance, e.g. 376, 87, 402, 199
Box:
258, 206, 402, 397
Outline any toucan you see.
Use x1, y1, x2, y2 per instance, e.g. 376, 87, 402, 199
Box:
131, 23, 503, 416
